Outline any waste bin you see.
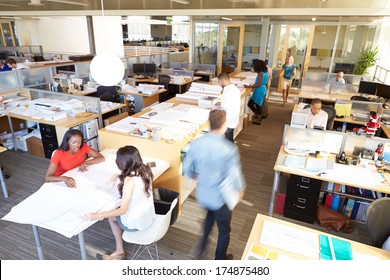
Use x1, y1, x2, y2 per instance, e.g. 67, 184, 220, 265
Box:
154, 188, 179, 225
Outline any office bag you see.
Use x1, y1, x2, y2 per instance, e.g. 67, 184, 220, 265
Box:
316, 204, 354, 233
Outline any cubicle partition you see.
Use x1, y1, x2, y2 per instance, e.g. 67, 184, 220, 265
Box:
0, 70, 20, 91
304, 71, 371, 85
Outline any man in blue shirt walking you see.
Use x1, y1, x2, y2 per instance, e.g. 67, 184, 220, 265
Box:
183, 109, 246, 260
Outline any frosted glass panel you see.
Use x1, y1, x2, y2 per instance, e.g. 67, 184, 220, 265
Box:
20, 67, 52, 87
0, 71, 18, 91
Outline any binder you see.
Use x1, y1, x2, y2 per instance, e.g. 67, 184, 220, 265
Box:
355, 201, 370, 222
330, 195, 341, 211
319, 235, 353, 260
350, 200, 361, 220
343, 198, 355, 217
324, 193, 333, 208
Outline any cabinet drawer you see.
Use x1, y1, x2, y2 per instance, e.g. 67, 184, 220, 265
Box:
39, 123, 58, 139
284, 192, 318, 219
289, 175, 321, 197
42, 140, 58, 159
284, 209, 316, 224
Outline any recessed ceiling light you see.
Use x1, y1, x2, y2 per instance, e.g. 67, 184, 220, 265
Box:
46, 0, 90, 6
221, 17, 233, 21
171, 0, 190, 4
0, 4, 18, 7
312, 17, 317, 22
31, 17, 51, 20
0, 16, 22, 19
28, 0, 44, 6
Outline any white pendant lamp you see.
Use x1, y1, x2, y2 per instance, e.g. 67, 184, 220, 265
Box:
89, 0, 125, 86
90, 52, 124, 86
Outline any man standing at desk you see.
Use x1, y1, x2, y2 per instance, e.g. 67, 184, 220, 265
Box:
217, 72, 241, 142
328, 71, 346, 84
303, 98, 328, 129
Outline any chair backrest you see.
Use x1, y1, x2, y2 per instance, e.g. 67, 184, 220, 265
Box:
103, 112, 128, 126
96, 86, 120, 102
350, 95, 369, 101
365, 197, 390, 248
321, 105, 336, 130
153, 197, 178, 242
122, 197, 178, 245
303, 104, 335, 130
158, 74, 171, 89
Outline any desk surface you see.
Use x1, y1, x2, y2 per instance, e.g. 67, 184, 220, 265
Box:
68, 89, 96, 96
242, 213, 390, 260
1, 149, 170, 238
274, 147, 390, 194
118, 88, 166, 98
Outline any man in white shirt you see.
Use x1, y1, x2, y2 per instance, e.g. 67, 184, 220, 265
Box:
328, 71, 346, 84
6, 58, 30, 70
217, 72, 241, 142
303, 98, 328, 129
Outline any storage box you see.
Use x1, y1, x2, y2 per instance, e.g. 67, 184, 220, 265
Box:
15, 133, 34, 152
26, 136, 45, 157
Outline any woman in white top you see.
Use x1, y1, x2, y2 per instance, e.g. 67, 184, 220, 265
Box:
86, 145, 155, 260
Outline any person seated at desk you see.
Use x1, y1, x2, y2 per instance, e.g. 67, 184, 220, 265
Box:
0, 60, 11, 72
328, 71, 346, 84
6, 58, 30, 70
86, 146, 155, 260
303, 98, 329, 129
45, 129, 105, 188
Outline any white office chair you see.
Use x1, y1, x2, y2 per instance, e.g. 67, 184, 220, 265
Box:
122, 197, 178, 260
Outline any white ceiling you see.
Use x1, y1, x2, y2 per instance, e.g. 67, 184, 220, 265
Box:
0, 0, 390, 23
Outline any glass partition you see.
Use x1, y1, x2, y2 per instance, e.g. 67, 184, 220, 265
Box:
194, 22, 219, 65
330, 84, 358, 94
19, 67, 53, 88
301, 81, 331, 94
343, 133, 389, 157
242, 24, 262, 71
74, 61, 91, 78
350, 101, 382, 116
0, 71, 19, 91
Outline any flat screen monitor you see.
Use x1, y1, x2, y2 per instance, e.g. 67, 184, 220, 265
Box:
358, 81, 378, 95
144, 63, 156, 75
132, 63, 145, 74
376, 83, 390, 99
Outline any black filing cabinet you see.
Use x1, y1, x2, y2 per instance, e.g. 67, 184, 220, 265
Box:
39, 123, 58, 159
284, 175, 322, 224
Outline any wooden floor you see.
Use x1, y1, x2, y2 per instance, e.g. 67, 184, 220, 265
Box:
0, 101, 370, 260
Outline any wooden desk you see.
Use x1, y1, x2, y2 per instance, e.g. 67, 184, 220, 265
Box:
2, 149, 169, 260
299, 91, 358, 104
381, 123, 390, 138
269, 147, 390, 217
68, 89, 96, 96
242, 213, 390, 260
136, 76, 201, 94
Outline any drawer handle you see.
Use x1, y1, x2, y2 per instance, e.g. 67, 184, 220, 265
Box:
296, 205, 306, 209
298, 184, 309, 189
301, 177, 310, 183
298, 198, 306, 203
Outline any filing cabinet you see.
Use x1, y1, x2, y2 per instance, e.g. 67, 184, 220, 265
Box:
39, 123, 58, 159
284, 175, 322, 224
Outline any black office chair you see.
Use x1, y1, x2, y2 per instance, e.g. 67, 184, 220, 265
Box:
158, 74, 171, 102
365, 197, 390, 248
350, 96, 369, 101
96, 86, 120, 102
303, 104, 336, 130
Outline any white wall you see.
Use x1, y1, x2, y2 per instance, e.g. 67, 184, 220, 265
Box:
92, 16, 124, 57
15, 17, 90, 54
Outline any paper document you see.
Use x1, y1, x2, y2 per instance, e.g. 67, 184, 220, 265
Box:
244, 243, 292, 260
284, 155, 334, 172
260, 220, 319, 259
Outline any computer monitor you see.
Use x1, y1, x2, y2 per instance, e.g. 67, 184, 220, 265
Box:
358, 81, 378, 95
376, 83, 390, 100
144, 63, 156, 76
132, 63, 145, 75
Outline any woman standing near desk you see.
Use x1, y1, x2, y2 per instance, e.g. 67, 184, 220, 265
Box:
45, 129, 105, 188
245, 59, 269, 125
86, 145, 155, 260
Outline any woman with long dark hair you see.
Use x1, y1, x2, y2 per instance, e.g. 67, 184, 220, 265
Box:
86, 145, 155, 260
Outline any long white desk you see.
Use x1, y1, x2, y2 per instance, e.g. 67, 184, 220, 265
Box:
1, 149, 170, 260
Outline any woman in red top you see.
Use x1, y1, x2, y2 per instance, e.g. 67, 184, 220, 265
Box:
45, 129, 105, 187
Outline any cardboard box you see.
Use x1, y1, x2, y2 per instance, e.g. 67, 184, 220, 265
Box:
26, 137, 44, 157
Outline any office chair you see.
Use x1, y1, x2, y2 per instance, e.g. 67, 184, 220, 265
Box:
122, 198, 178, 260
158, 74, 171, 102
365, 197, 390, 248
96, 86, 120, 103
350, 96, 369, 102
303, 104, 336, 130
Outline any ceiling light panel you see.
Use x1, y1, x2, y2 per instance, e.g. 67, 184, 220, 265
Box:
171, 0, 190, 5
46, 0, 90, 6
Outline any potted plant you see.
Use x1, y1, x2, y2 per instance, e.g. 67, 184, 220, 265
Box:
354, 47, 379, 75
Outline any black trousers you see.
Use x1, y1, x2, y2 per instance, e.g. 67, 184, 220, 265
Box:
247, 99, 262, 115
224, 128, 234, 142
